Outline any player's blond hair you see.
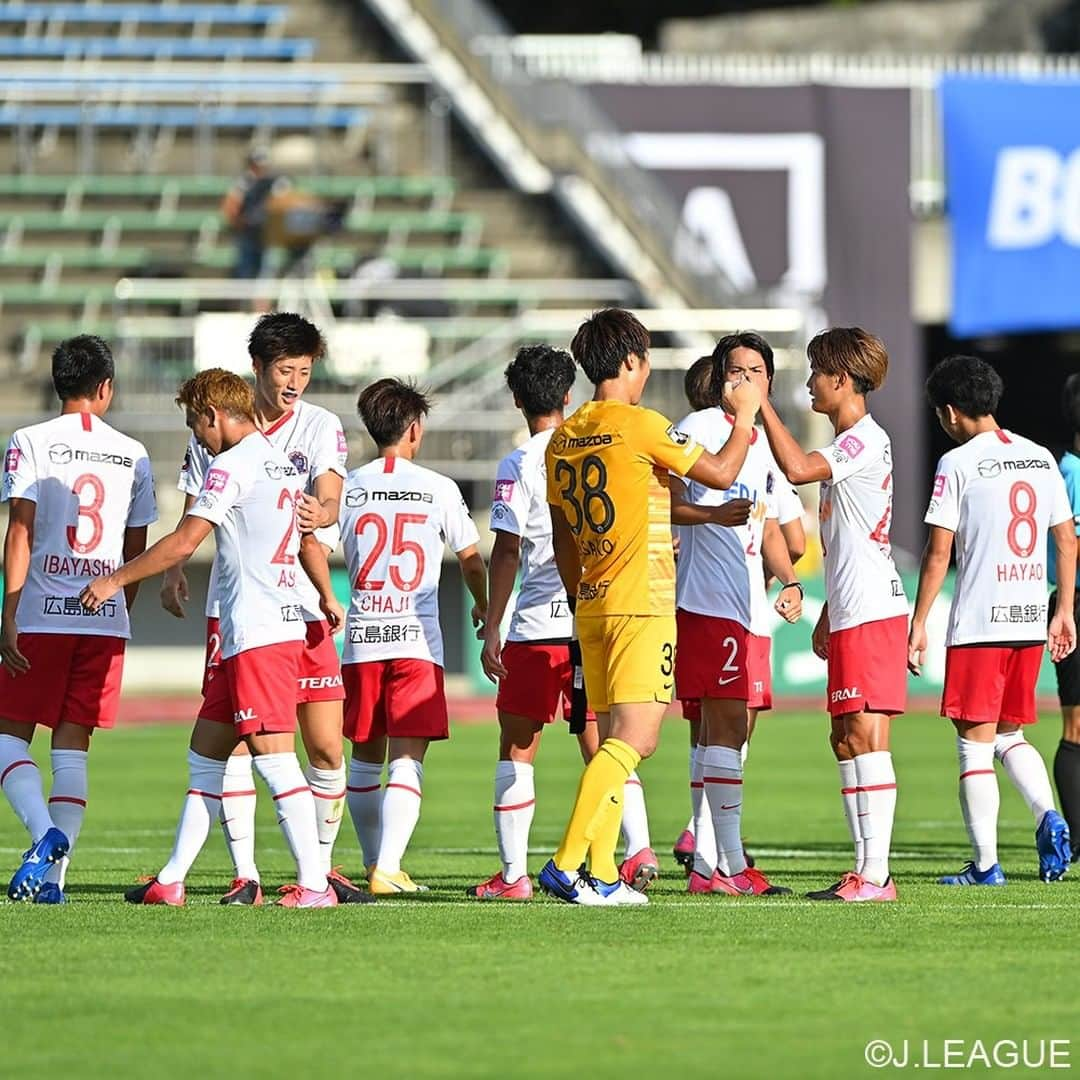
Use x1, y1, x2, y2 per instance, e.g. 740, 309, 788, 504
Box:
175, 369, 256, 422
808, 327, 889, 395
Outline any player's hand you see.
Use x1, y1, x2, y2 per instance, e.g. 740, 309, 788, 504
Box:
471, 603, 487, 635
811, 612, 830, 661
1049, 609, 1077, 663
652, 465, 671, 490
710, 499, 752, 527
296, 493, 329, 533
160, 565, 189, 619
0, 617, 29, 675
320, 595, 345, 634
80, 575, 119, 615
774, 583, 802, 624
481, 629, 507, 683
907, 621, 928, 677
723, 375, 761, 420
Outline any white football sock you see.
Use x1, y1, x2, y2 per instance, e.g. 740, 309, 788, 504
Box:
346, 759, 383, 868
158, 750, 226, 886
45, 748, 88, 888
219, 753, 259, 882
494, 760, 535, 883
305, 762, 346, 875
741, 740, 750, 766
995, 731, 1056, 822
704, 744, 745, 876
838, 759, 863, 873
957, 737, 999, 871
684, 746, 696, 839
620, 770, 651, 856
0, 733, 54, 844
252, 752, 326, 893
691, 745, 717, 877
854, 751, 897, 887
376, 757, 423, 875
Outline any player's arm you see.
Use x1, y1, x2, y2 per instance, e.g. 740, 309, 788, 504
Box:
907, 525, 954, 676
160, 494, 196, 618
80, 516, 213, 612
549, 502, 581, 600
298, 470, 343, 534
481, 529, 520, 682
457, 544, 488, 632
1, 499, 34, 674
1049, 519, 1078, 662
298, 532, 344, 632
781, 517, 806, 564
681, 380, 761, 491
121, 525, 149, 612
668, 475, 752, 527
762, 517, 803, 624
757, 395, 832, 485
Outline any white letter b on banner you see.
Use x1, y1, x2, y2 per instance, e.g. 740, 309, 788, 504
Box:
987, 146, 1061, 249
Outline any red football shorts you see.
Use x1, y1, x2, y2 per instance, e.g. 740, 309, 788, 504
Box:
297, 619, 345, 704
199, 640, 303, 737
826, 614, 908, 718
942, 643, 1043, 726
202, 616, 222, 697
0, 633, 124, 729
674, 610, 773, 712
682, 699, 702, 723
495, 641, 596, 725
342, 658, 448, 743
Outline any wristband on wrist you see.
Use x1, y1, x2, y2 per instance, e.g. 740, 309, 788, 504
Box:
779, 581, 804, 597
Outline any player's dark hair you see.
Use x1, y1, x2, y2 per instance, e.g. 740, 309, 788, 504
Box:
570, 308, 650, 385
925, 355, 1003, 419
505, 344, 575, 417
51, 335, 114, 401
1063, 373, 1080, 435
808, 327, 888, 395
684, 356, 717, 411
709, 331, 775, 402
248, 311, 326, 366
357, 377, 431, 448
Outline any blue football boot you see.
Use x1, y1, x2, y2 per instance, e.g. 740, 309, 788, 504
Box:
7, 827, 69, 900
938, 861, 1007, 886
33, 882, 66, 904
1036, 810, 1071, 882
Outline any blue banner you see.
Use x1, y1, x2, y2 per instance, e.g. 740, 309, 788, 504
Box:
943, 76, 1080, 336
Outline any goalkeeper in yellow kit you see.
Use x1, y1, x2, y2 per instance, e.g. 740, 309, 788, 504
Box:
538, 308, 761, 905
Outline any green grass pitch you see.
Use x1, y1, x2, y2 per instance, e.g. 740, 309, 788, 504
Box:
1, 710, 1077, 1078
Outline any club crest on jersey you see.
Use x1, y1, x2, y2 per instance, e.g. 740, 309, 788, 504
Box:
205, 468, 229, 493
289, 451, 309, 474
766, 471, 775, 494
345, 488, 368, 508
5, 448, 20, 473
494, 478, 515, 503
666, 424, 690, 446
49, 444, 73, 465
837, 434, 865, 459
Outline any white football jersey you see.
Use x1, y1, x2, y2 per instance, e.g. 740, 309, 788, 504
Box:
186, 432, 306, 659
491, 429, 573, 643
925, 429, 1072, 646
674, 408, 779, 634
341, 456, 479, 666
775, 478, 804, 526
816, 413, 908, 632
179, 398, 347, 620
2, 412, 157, 638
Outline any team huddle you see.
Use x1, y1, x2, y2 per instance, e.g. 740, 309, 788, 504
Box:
0, 308, 1075, 907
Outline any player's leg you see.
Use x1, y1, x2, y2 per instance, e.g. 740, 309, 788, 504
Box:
940, 718, 1004, 885
1052, 590, 1080, 859
618, 759, 657, 891
673, 707, 701, 872
41, 721, 91, 902
843, 710, 897, 895
342, 662, 387, 873
370, 659, 448, 895
994, 644, 1069, 881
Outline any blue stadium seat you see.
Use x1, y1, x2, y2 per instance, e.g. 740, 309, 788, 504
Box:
0, 75, 340, 94
0, 4, 288, 25
0, 37, 315, 60
0, 104, 367, 129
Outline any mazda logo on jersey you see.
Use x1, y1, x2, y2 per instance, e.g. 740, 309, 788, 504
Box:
289, 451, 309, 474
977, 459, 1002, 478
345, 488, 368, 508
49, 444, 73, 465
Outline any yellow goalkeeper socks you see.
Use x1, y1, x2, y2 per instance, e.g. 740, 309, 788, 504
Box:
554, 738, 641, 880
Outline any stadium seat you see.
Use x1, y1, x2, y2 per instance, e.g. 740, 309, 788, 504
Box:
0, 4, 288, 26
0, 37, 315, 60
0, 104, 367, 131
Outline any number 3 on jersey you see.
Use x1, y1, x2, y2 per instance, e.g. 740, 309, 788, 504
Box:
554, 454, 615, 535
67, 473, 105, 554
354, 513, 427, 591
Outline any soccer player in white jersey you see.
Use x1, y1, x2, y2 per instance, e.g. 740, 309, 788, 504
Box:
81, 370, 345, 908
161, 313, 363, 905
671, 333, 804, 897
341, 379, 488, 895
0, 336, 156, 903
672, 344, 805, 873
759, 327, 908, 902
908, 355, 1076, 885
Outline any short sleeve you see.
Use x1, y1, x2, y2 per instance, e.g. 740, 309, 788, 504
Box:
313, 522, 340, 553
776, 483, 803, 525
310, 412, 349, 481
442, 478, 480, 554
3, 431, 37, 502
924, 455, 960, 532
186, 462, 244, 527
1050, 469, 1074, 529
178, 435, 208, 497
127, 452, 159, 527
490, 452, 527, 537
815, 428, 877, 484
633, 408, 705, 478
